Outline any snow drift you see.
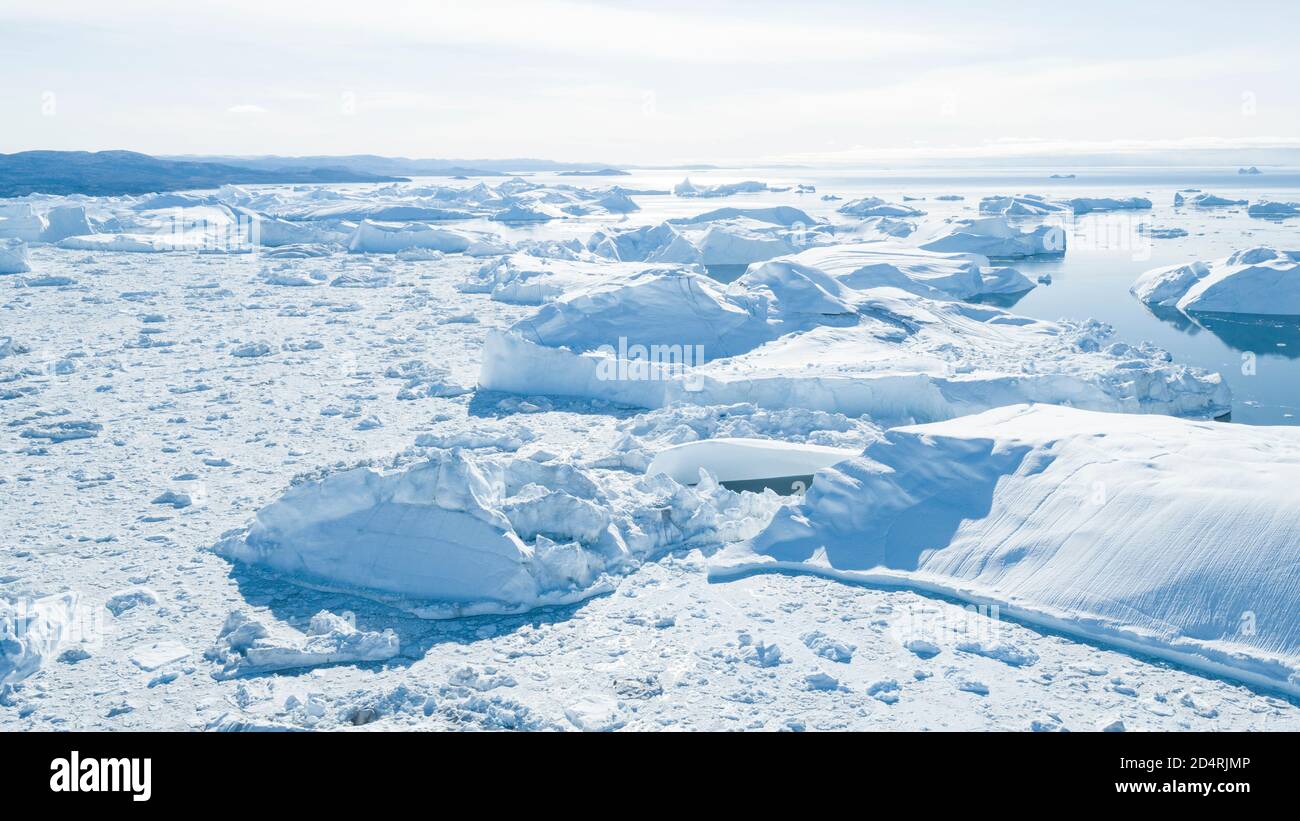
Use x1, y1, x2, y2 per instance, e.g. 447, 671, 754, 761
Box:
711, 404, 1300, 696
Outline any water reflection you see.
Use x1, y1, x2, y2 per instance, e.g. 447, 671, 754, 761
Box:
1143, 305, 1300, 359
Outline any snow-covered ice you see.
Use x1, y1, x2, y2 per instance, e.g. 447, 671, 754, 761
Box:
2, 173, 1296, 732
1131, 247, 1300, 315
713, 404, 1300, 696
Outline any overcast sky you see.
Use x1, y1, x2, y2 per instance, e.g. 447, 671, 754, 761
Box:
3, 0, 1298, 164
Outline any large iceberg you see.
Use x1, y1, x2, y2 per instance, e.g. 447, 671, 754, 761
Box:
1131, 247, 1300, 315
217, 447, 782, 617
711, 404, 1300, 696
348, 220, 475, 254
480, 261, 1229, 423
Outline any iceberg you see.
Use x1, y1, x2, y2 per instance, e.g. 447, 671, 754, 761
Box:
979, 194, 1068, 216
749, 243, 1035, 301
1247, 201, 1300, 218
459, 253, 693, 305
217, 447, 782, 617
1067, 196, 1152, 214
918, 217, 1066, 259
647, 438, 859, 486
480, 262, 1229, 423
837, 197, 925, 218
711, 404, 1300, 696
0, 238, 31, 274
1174, 192, 1247, 208
673, 178, 768, 198
0, 204, 48, 242
347, 220, 475, 253
39, 205, 94, 243
1131, 247, 1300, 315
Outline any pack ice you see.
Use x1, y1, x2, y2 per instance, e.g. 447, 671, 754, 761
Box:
1131, 247, 1300, 315
481, 246, 1229, 423
711, 404, 1300, 696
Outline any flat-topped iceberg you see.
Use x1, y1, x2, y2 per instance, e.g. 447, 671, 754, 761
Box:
348, 220, 477, 254
1248, 201, 1300, 218
1067, 196, 1152, 214
711, 404, 1300, 696
1131, 246, 1300, 315
480, 260, 1229, 423
588, 217, 833, 267
918, 217, 1066, 259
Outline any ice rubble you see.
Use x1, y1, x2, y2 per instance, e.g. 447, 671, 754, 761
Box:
710, 404, 1300, 696
206, 610, 399, 678
217, 448, 784, 617
1, 593, 81, 686
1131, 247, 1300, 315
917, 217, 1066, 259
0, 238, 31, 274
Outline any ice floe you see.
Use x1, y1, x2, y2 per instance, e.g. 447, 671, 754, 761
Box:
711, 404, 1300, 696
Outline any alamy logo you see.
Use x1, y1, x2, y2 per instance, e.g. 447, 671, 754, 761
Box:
594, 336, 706, 390
49, 752, 151, 802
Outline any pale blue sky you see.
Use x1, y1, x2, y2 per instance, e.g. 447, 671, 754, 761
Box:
2, 0, 1297, 163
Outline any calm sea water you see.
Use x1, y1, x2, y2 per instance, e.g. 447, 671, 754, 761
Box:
415, 165, 1300, 425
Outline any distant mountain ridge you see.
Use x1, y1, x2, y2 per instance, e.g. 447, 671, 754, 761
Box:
0, 150, 407, 197
164, 154, 630, 177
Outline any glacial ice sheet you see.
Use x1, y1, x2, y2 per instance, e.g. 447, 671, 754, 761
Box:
711, 404, 1300, 696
